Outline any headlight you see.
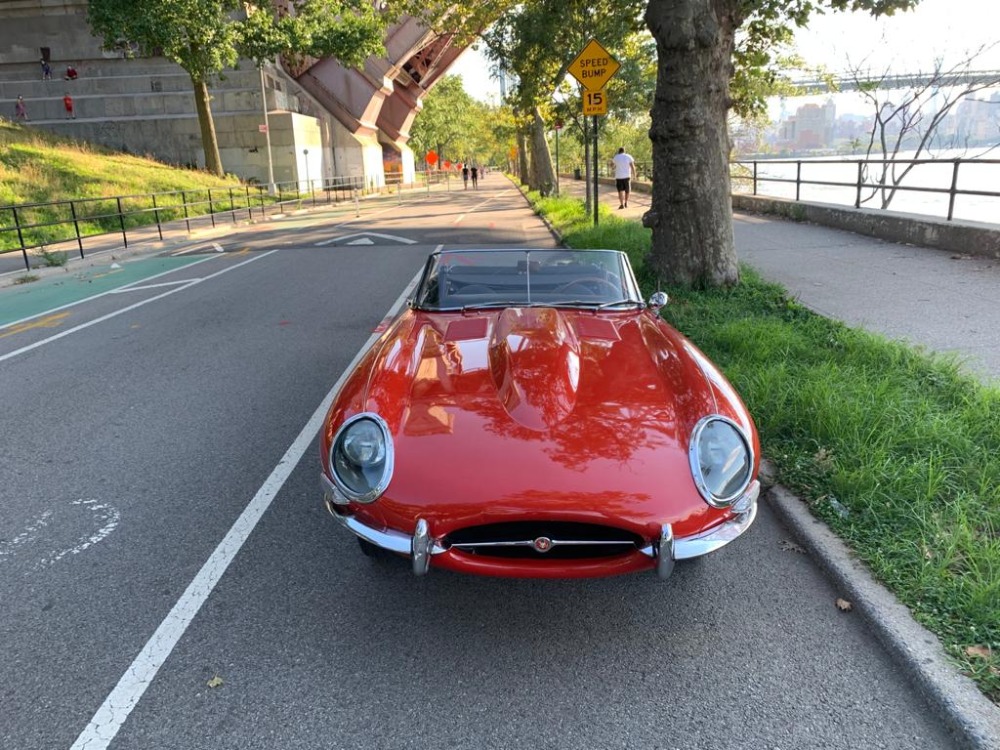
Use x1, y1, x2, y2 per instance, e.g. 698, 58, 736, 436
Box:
689, 416, 753, 508
329, 413, 393, 504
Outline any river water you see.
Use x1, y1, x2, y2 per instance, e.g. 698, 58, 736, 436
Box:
732, 150, 1000, 225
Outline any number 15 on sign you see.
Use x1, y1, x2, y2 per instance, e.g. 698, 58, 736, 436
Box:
583, 90, 608, 116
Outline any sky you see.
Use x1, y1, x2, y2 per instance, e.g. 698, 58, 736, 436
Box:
451, 0, 1000, 118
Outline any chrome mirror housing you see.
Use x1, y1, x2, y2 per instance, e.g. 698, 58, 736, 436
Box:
647, 291, 668, 310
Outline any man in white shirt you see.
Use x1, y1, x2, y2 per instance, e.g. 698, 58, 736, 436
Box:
612, 147, 637, 209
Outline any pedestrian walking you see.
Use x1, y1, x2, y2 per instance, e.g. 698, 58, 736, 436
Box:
63, 92, 75, 119
462, 165, 469, 190
612, 147, 637, 209
40, 59, 51, 80
15, 95, 28, 121
471, 166, 479, 189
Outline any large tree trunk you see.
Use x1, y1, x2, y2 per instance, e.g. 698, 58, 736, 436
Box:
529, 107, 556, 195
191, 75, 224, 176
644, 0, 740, 288
516, 127, 530, 185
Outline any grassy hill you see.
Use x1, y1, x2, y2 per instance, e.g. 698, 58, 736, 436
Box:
0, 121, 238, 205
0, 121, 242, 252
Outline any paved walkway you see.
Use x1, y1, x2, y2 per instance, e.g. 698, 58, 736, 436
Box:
558, 175, 1000, 385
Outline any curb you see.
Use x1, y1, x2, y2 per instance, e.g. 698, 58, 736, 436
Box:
766, 481, 1000, 749
508, 177, 566, 247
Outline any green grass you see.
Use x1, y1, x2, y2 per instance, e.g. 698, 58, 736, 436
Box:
0, 121, 247, 252
527, 190, 1000, 704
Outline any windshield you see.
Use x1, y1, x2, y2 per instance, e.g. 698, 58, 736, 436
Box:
413, 249, 642, 311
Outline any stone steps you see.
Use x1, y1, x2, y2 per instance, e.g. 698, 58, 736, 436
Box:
2, 67, 264, 99
5, 86, 262, 121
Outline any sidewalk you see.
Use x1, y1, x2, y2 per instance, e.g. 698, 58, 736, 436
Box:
557, 175, 1000, 385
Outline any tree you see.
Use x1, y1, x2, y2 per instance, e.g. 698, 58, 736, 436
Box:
846, 47, 1000, 209
481, 0, 648, 194
87, 0, 385, 176
642, 0, 919, 289
408, 76, 477, 166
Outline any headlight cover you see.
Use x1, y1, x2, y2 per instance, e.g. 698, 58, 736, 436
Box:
329, 413, 393, 504
689, 415, 754, 508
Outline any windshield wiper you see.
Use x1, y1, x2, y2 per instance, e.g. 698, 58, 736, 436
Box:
545, 299, 598, 308
461, 301, 530, 312
595, 298, 644, 311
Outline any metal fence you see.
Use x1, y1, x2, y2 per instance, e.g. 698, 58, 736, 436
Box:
731, 158, 1000, 222
0, 170, 451, 271
576, 157, 999, 224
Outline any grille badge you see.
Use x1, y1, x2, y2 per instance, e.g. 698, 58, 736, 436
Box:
533, 536, 553, 553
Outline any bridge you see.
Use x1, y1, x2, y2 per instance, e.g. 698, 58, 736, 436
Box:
0, 0, 469, 189
786, 69, 1000, 94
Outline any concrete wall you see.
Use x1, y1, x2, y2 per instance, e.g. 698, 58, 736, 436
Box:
731, 194, 1000, 260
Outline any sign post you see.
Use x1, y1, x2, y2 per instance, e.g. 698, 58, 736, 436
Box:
567, 39, 620, 226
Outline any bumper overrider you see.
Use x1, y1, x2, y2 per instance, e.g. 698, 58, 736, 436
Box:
320, 473, 760, 579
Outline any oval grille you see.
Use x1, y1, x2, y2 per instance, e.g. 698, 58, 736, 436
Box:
445, 521, 643, 560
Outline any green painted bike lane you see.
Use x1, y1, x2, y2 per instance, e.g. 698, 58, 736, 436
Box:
0, 255, 211, 327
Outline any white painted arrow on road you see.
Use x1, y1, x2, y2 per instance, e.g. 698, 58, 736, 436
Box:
347, 237, 374, 245
315, 232, 416, 246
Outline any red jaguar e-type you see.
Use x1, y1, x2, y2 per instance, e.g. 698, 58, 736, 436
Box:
319, 248, 760, 578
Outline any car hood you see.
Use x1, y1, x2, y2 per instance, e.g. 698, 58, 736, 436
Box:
354, 307, 732, 536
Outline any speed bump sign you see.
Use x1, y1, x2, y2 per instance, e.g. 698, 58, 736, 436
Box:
567, 39, 620, 91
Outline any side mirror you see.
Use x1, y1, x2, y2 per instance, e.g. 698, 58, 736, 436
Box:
647, 291, 668, 311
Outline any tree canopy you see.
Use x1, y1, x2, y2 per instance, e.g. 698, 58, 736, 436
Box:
87, 0, 386, 175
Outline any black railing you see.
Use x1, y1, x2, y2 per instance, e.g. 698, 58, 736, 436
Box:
730, 158, 1000, 222
0, 171, 450, 271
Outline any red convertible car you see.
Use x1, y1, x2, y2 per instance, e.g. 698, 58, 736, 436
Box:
319, 248, 760, 578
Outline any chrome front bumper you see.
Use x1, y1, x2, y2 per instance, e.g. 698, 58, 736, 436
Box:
321, 473, 760, 579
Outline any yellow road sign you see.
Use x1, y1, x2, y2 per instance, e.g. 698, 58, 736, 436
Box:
582, 90, 608, 116
567, 39, 620, 91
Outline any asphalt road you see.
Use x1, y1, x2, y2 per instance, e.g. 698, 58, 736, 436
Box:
0, 174, 957, 749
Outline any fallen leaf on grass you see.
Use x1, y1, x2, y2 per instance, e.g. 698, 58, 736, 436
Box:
835, 598, 853, 612
779, 540, 806, 554
207, 676, 224, 688
965, 645, 993, 660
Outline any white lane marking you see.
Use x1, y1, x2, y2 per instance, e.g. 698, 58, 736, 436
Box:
0, 511, 54, 560
109, 280, 196, 294
38, 499, 121, 568
310, 204, 406, 246
69, 270, 423, 750
170, 242, 224, 256
347, 237, 375, 245
316, 231, 416, 247
0, 255, 218, 333
1, 500, 120, 569
0, 250, 278, 365
450, 190, 511, 226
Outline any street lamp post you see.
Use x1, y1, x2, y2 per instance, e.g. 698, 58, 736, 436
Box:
303, 148, 310, 195
259, 64, 276, 195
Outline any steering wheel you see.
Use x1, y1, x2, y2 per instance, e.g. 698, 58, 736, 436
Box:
553, 277, 620, 296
